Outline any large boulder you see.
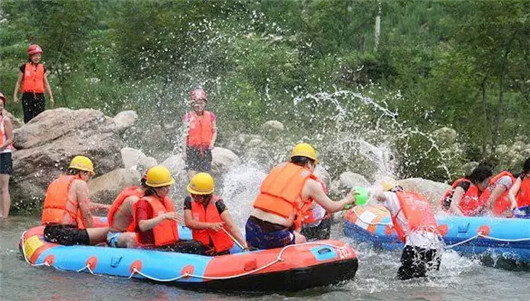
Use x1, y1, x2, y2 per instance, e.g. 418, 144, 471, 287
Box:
11, 108, 133, 207
211, 147, 241, 174
432, 127, 457, 146
399, 178, 450, 208
89, 168, 141, 203
121, 147, 157, 171
262, 120, 284, 133
330, 171, 370, 195
113, 110, 138, 132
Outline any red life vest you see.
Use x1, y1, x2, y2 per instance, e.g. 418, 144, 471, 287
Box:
41, 175, 86, 229
0, 115, 14, 152
440, 178, 481, 216
478, 171, 514, 216
22, 63, 45, 93
190, 195, 234, 253
107, 186, 144, 231
134, 195, 179, 247
392, 191, 438, 243
300, 178, 330, 225
516, 177, 530, 208
186, 111, 214, 148
253, 162, 317, 229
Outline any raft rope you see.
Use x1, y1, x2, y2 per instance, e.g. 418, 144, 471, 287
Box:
20, 231, 349, 282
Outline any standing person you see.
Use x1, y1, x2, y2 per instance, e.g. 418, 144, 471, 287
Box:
41, 156, 108, 245
374, 178, 443, 280
0, 92, 13, 218
184, 172, 247, 255
13, 44, 54, 123
508, 158, 530, 218
440, 165, 493, 216
182, 88, 217, 179
246, 143, 357, 250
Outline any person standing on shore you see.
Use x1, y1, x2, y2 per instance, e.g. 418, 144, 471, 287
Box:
0, 92, 13, 218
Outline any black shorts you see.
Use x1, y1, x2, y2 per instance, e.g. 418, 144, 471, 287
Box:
185, 147, 212, 172
0, 152, 12, 175
397, 245, 441, 280
43, 224, 90, 246
21, 92, 46, 123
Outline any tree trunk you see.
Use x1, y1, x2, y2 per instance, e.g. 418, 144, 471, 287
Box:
480, 76, 488, 155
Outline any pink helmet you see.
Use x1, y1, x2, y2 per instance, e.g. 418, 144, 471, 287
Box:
0, 92, 5, 105
27, 44, 43, 56
190, 88, 207, 101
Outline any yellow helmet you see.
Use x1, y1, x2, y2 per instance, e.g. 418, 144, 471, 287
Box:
290, 143, 318, 164
145, 166, 175, 187
381, 177, 399, 191
69, 156, 95, 174
187, 172, 214, 195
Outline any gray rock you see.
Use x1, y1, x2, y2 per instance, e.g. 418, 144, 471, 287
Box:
113, 110, 138, 132
262, 120, 284, 132
89, 168, 141, 203
399, 177, 450, 209
211, 147, 241, 174
433, 127, 457, 145
121, 147, 146, 169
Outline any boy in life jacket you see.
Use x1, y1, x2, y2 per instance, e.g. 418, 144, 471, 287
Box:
246, 143, 357, 250
106, 170, 150, 248
13, 44, 54, 123
479, 171, 515, 217
184, 172, 248, 255
374, 178, 443, 280
182, 88, 217, 179
440, 165, 493, 216
509, 158, 530, 218
42, 156, 108, 246
134, 166, 208, 254
0, 92, 14, 218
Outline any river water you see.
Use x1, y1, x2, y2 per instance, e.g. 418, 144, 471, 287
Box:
1, 215, 529, 301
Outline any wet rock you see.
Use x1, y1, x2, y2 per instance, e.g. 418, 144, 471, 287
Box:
139, 156, 157, 171
330, 171, 370, 195
313, 165, 331, 187
121, 147, 145, 169
89, 168, 141, 203
262, 120, 284, 133
433, 127, 457, 146
212, 147, 241, 175
11, 108, 131, 206
399, 178, 450, 209
113, 110, 138, 132
161, 154, 185, 175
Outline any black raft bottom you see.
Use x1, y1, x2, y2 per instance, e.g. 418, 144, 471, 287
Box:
174, 257, 358, 292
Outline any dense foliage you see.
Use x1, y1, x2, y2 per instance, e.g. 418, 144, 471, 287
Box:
0, 0, 528, 181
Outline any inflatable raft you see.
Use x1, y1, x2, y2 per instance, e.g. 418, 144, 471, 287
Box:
344, 205, 530, 263
20, 218, 358, 291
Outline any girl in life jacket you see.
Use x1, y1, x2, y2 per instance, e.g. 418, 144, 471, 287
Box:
184, 173, 248, 255
478, 171, 515, 217
509, 158, 530, 218
440, 166, 493, 216
0, 93, 13, 218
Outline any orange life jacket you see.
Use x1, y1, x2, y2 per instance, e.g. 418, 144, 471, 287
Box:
41, 175, 86, 229
478, 171, 514, 216
300, 178, 330, 225
107, 186, 144, 231
0, 115, 14, 152
190, 195, 234, 253
516, 177, 530, 208
253, 162, 317, 229
440, 178, 481, 216
22, 63, 45, 93
136, 195, 179, 247
392, 191, 439, 243
186, 111, 213, 148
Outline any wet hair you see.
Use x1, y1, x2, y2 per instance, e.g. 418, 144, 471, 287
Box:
67, 168, 81, 175
140, 178, 149, 188
519, 158, 530, 178
144, 187, 156, 196
465, 165, 493, 184
290, 156, 315, 166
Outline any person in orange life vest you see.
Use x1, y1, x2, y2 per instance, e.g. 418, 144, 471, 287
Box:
0, 93, 14, 218
134, 166, 208, 254
184, 172, 248, 255
300, 177, 332, 240
373, 177, 443, 280
440, 165, 493, 216
106, 170, 150, 248
13, 44, 54, 123
478, 171, 515, 217
42, 156, 108, 246
182, 88, 217, 179
508, 158, 530, 218
246, 143, 357, 250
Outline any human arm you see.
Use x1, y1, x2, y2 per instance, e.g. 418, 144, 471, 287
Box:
508, 177, 522, 210
0, 118, 13, 150
485, 185, 507, 210
137, 199, 180, 232
220, 210, 248, 249
183, 205, 224, 231
448, 187, 465, 216
76, 181, 94, 228
209, 118, 217, 149
43, 72, 54, 107
13, 71, 23, 104
304, 179, 356, 213
89, 202, 111, 211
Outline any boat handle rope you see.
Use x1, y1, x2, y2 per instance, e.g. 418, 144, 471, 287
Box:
20, 231, 349, 282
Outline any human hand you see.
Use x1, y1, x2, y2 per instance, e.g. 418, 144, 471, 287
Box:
164, 212, 182, 222
346, 191, 356, 205
209, 222, 224, 232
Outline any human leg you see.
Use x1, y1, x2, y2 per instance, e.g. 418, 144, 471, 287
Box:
0, 175, 10, 218
397, 245, 427, 280
86, 227, 109, 245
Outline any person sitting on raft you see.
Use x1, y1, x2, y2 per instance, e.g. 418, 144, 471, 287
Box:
184, 172, 248, 255
41, 156, 108, 246
440, 165, 493, 216
508, 158, 530, 218
374, 178, 443, 280
246, 143, 356, 250
478, 170, 515, 217
134, 165, 208, 254
106, 170, 150, 248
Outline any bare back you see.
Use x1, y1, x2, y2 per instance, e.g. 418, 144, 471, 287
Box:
110, 195, 140, 232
